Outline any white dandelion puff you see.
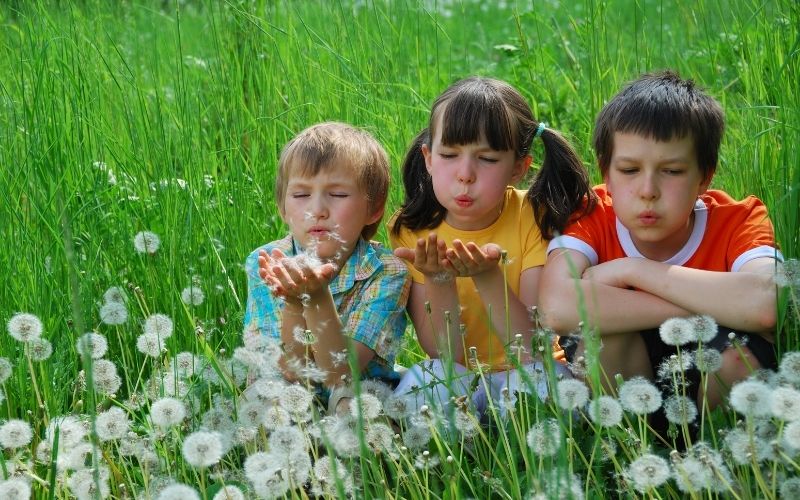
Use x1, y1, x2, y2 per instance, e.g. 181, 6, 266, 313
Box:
770, 386, 800, 421
262, 405, 292, 431
7, 312, 43, 342
102, 286, 127, 304
95, 406, 130, 442
690, 315, 718, 343
133, 230, 161, 254
46, 415, 88, 448
0, 357, 12, 383
99, 301, 128, 325
0, 419, 33, 448
181, 285, 205, 306
269, 425, 306, 454
171, 351, 200, 378
150, 398, 187, 428
279, 384, 313, 415
212, 486, 245, 500
783, 420, 800, 450
350, 393, 382, 421
724, 427, 771, 464
729, 379, 772, 417
384, 394, 412, 420
76, 332, 108, 359
292, 326, 316, 346
365, 422, 394, 452
587, 396, 623, 428
26, 337, 52, 361
624, 453, 670, 493
144, 313, 174, 338
182, 431, 224, 468
556, 378, 589, 410
137, 333, 166, 358
526, 418, 561, 457
658, 317, 696, 346
781, 477, 800, 499
779, 352, 800, 385
402, 425, 432, 450
156, 484, 200, 500
694, 348, 722, 373
0, 479, 31, 500
619, 377, 663, 415
664, 395, 698, 424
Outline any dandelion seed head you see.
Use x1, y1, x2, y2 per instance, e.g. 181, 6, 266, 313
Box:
201, 407, 235, 435
180, 285, 205, 306
150, 398, 187, 428
279, 384, 313, 415
212, 486, 245, 500
76, 332, 108, 359
619, 377, 663, 415
95, 406, 130, 442
672, 456, 712, 493
414, 452, 440, 470
780, 477, 800, 499
664, 395, 698, 424
384, 395, 412, 420
351, 393, 382, 420
365, 422, 394, 452
556, 378, 589, 410
783, 420, 800, 450
7, 312, 43, 342
360, 379, 393, 402
624, 453, 670, 493
694, 348, 722, 373
658, 317, 696, 346
0, 479, 31, 500
67, 466, 111, 499
724, 427, 771, 464
656, 351, 694, 381
526, 418, 561, 456
269, 425, 306, 454
133, 231, 161, 254
690, 315, 718, 343
0, 419, 33, 449
182, 431, 224, 468
770, 386, 800, 421
402, 425, 432, 450
156, 484, 200, 500
729, 379, 772, 417
262, 405, 292, 431
137, 333, 165, 358
46, 415, 88, 448
144, 313, 174, 339
102, 286, 127, 304
292, 326, 316, 346
99, 301, 128, 325
527, 468, 584, 500
779, 352, 800, 384
0, 357, 12, 383
171, 352, 199, 378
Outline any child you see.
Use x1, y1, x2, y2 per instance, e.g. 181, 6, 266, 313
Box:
540, 70, 783, 410
390, 76, 594, 416
244, 122, 411, 413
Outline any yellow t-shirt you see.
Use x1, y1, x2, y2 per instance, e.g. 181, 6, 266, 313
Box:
389, 187, 549, 370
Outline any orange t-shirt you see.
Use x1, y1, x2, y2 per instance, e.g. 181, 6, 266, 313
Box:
548, 185, 781, 271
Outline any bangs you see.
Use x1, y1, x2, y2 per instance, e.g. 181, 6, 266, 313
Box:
436, 92, 516, 152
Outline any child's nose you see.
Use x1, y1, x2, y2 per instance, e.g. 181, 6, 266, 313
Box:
639, 174, 659, 199
457, 158, 476, 184
309, 195, 329, 218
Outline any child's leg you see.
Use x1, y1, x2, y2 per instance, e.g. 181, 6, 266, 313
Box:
392, 359, 471, 415
574, 331, 653, 394
486, 361, 573, 417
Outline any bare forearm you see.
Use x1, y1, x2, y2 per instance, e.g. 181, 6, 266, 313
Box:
303, 291, 350, 386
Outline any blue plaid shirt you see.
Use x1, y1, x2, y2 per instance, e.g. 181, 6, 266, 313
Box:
244, 235, 410, 383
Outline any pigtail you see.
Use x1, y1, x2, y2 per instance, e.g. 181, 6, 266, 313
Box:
391, 129, 447, 235
527, 127, 596, 239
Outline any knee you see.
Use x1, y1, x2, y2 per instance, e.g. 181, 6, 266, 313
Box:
718, 345, 761, 383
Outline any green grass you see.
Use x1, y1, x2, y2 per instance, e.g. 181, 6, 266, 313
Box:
0, 0, 798, 498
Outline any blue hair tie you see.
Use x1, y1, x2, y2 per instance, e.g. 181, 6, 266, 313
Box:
535, 122, 547, 139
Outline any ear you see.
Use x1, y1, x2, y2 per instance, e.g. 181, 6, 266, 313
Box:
366, 206, 385, 226
421, 143, 433, 175
602, 172, 611, 194
699, 169, 714, 193
511, 155, 532, 184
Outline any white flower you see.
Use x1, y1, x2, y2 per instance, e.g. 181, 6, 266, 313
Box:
144, 313, 174, 338
690, 315, 718, 343
619, 377, 663, 415
729, 379, 772, 417
76, 332, 108, 359
658, 317, 696, 346
0, 357, 12, 383
770, 386, 800, 421
150, 398, 187, 428
182, 431, 224, 468
556, 378, 589, 410
588, 396, 623, 427
26, 338, 52, 361
156, 484, 200, 500
133, 230, 161, 254
624, 453, 670, 493
96, 406, 130, 441
7, 312, 43, 342
137, 332, 166, 358
779, 351, 800, 384
0, 479, 31, 500
526, 418, 561, 457
664, 395, 698, 424
102, 286, 127, 304
181, 285, 205, 306
99, 301, 128, 325
0, 419, 33, 448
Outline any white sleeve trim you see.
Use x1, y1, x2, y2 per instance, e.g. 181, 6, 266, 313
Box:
547, 235, 598, 266
732, 246, 784, 272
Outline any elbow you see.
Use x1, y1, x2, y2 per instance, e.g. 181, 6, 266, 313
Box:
538, 297, 575, 335
755, 304, 777, 332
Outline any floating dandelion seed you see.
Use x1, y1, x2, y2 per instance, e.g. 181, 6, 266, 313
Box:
137, 333, 166, 358
182, 431, 224, 468
0, 419, 33, 448
144, 313, 174, 338
619, 377, 663, 415
690, 315, 718, 343
0, 357, 12, 383
526, 418, 561, 456
588, 396, 623, 427
0, 479, 31, 500
99, 301, 128, 325
658, 317, 696, 346
624, 453, 670, 493
292, 326, 316, 346
95, 406, 130, 442
664, 395, 698, 424
133, 230, 161, 254
156, 484, 200, 500
150, 397, 187, 428
729, 379, 772, 417
556, 378, 589, 410
180, 285, 205, 306
7, 312, 43, 342
76, 332, 108, 359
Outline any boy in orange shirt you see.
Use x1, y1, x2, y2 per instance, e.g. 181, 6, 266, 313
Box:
540, 71, 783, 409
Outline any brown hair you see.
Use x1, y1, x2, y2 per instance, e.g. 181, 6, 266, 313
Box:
275, 122, 390, 240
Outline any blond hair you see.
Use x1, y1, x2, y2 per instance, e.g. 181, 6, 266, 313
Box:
275, 122, 390, 240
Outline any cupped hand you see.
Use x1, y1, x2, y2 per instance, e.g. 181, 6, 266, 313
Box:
443, 240, 502, 277
259, 248, 337, 301
393, 233, 454, 282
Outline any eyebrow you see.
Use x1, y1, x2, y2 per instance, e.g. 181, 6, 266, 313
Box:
613, 155, 691, 164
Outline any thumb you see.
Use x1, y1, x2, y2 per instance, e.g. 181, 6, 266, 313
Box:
394, 247, 414, 261
483, 243, 502, 259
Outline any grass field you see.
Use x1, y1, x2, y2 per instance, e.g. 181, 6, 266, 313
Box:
1, 0, 798, 498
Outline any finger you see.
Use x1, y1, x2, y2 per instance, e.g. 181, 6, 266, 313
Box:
270, 248, 287, 260
425, 233, 439, 263
394, 247, 415, 261
482, 243, 502, 260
